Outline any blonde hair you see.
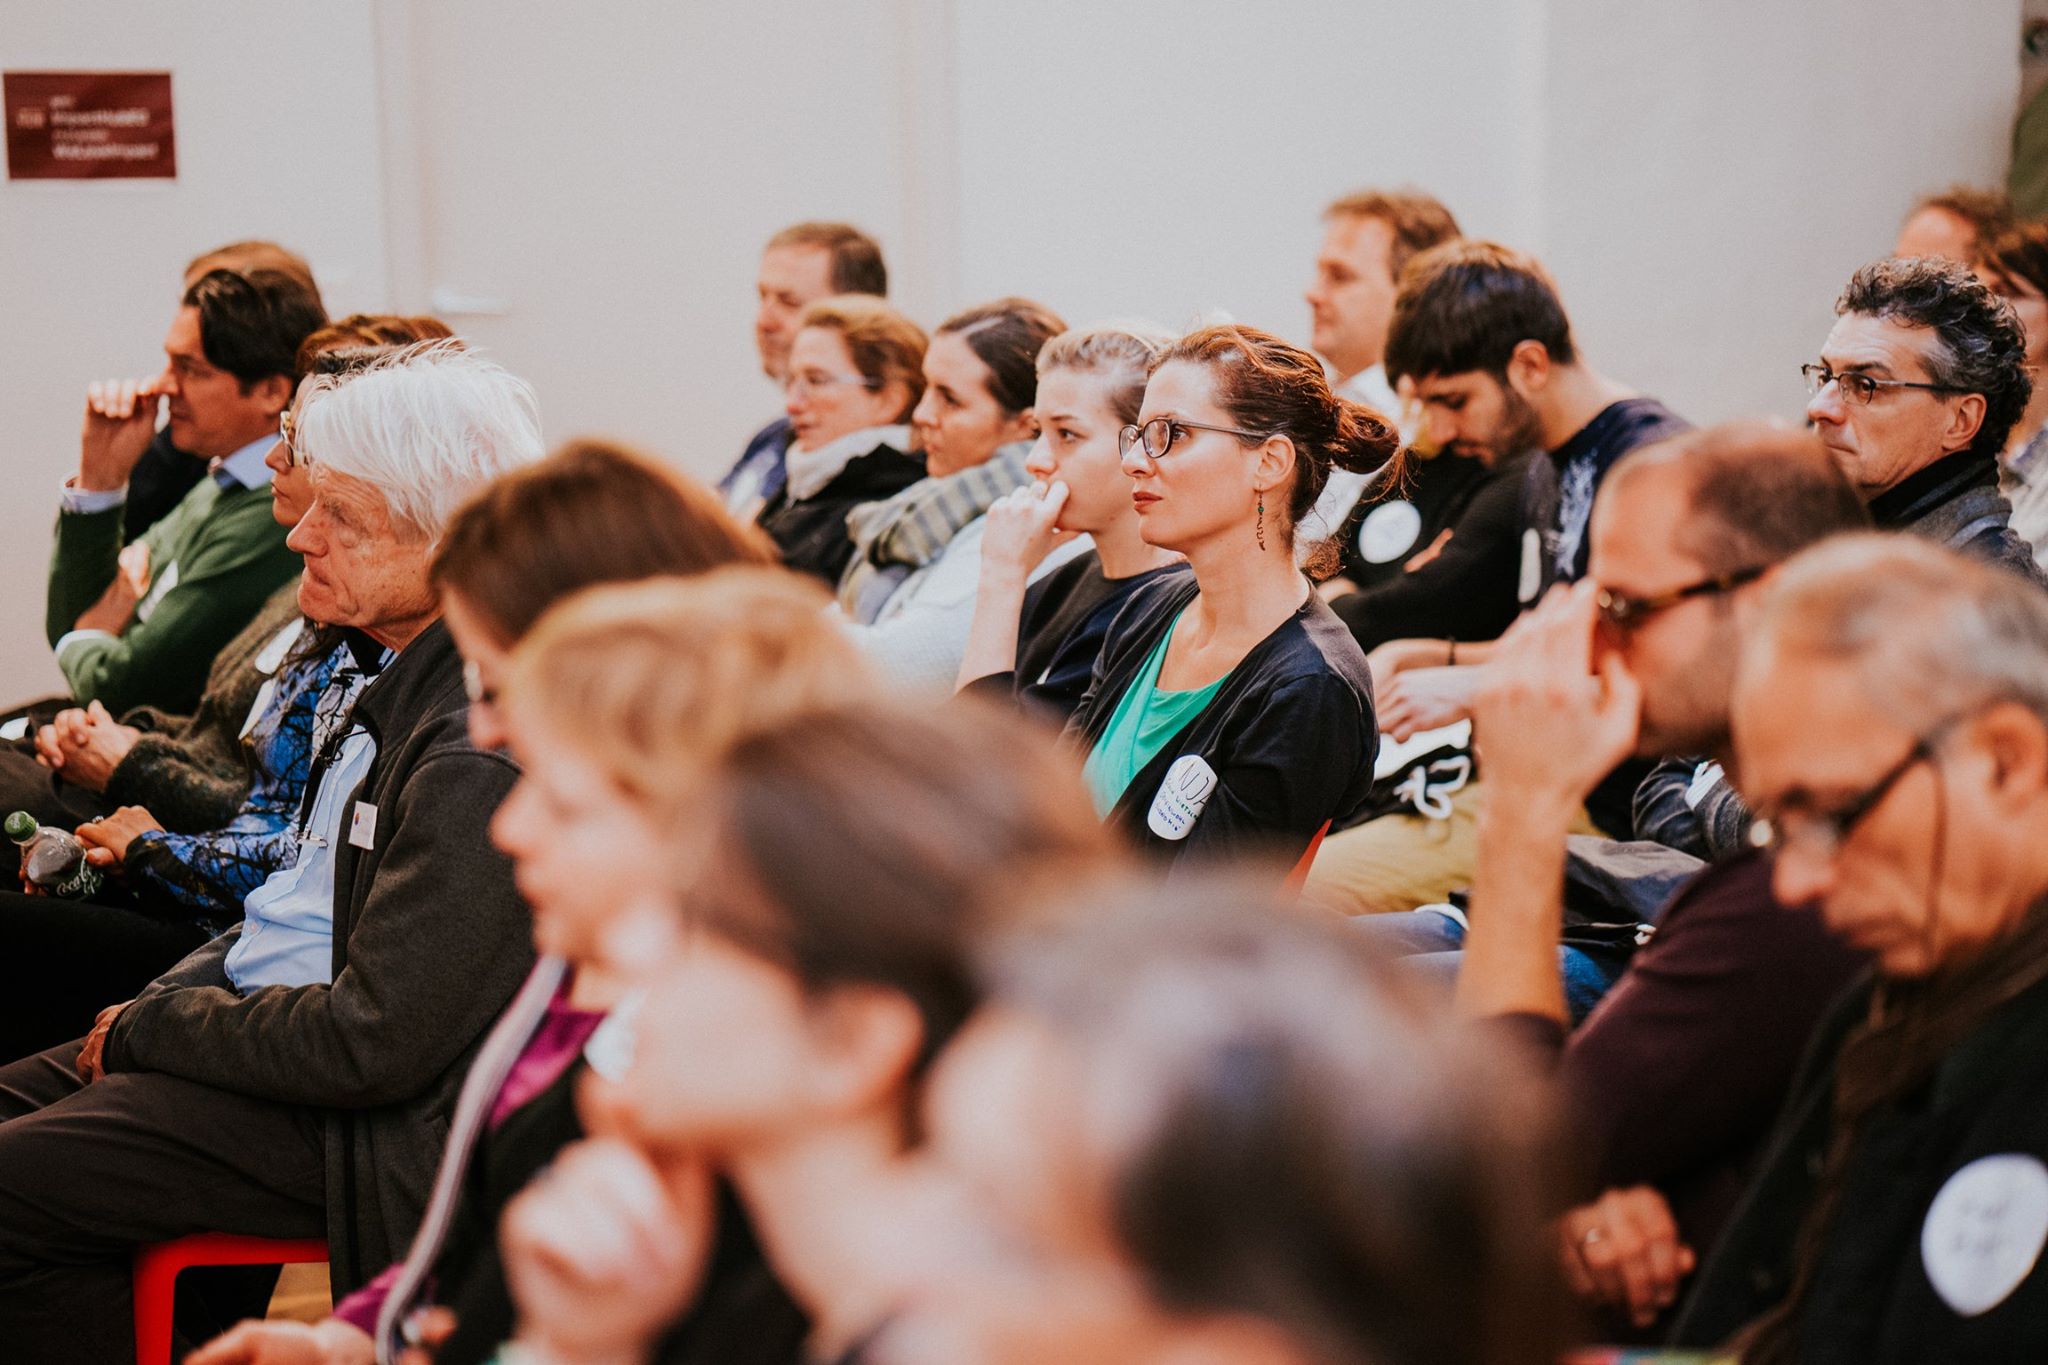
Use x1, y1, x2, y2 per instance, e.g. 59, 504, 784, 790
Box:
503, 566, 876, 829
1036, 320, 1176, 427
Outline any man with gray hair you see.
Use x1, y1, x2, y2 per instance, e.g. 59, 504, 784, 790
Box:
1804, 255, 2043, 579
1675, 533, 2048, 1360
0, 342, 548, 1362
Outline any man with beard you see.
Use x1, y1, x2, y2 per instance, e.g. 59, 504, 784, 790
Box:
1305, 241, 1687, 916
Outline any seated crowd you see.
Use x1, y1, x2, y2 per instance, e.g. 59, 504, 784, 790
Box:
3, 180, 2047, 1365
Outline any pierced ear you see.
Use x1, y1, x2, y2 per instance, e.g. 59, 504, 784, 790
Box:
1256, 433, 1299, 492
803, 985, 926, 1118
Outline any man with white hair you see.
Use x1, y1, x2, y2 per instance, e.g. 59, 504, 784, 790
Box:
0, 343, 548, 1362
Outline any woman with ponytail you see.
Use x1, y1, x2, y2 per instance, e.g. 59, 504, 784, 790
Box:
1066, 324, 1394, 867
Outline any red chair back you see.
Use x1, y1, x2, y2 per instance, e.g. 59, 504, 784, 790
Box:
1285, 820, 1331, 893
133, 1232, 328, 1365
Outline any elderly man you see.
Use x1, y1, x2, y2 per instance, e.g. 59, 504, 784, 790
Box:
45, 267, 327, 716
1672, 535, 2048, 1362
1805, 255, 2042, 578
0, 343, 546, 1362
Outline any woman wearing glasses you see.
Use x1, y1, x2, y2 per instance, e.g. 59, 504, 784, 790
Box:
755, 296, 927, 585
1069, 324, 1395, 866
955, 322, 1187, 720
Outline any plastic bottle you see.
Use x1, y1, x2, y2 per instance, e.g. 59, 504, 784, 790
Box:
5, 810, 103, 899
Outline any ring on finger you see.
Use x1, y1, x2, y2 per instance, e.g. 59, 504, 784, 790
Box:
1579, 1225, 1606, 1246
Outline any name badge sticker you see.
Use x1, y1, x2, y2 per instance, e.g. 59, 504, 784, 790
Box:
1358, 500, 1423, 564
348, 802, 379, 851
1517, 527, 1543, 604
1921, 1153, 2048, 1317
1148, 755, 1219, 841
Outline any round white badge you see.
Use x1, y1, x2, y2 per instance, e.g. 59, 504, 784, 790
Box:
1517, 527, 1543, 604
1357, 500, 1423, 564
1920, 1152, 2048, 1317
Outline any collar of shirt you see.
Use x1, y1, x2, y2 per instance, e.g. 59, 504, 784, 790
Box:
210, 430, 281, 492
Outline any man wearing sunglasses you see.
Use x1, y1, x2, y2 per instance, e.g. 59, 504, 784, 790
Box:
1804, 255, 2041, 582
1428, 424, 1870, 1335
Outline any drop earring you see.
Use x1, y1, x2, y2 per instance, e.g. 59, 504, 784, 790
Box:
1256, 493, 1267, 551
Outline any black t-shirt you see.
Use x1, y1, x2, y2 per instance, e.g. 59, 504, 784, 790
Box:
1518, 397, 1692, 604
1014, 552, 1188, 722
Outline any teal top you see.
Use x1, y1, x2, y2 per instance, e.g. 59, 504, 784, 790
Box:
1081, 612, 1227, 817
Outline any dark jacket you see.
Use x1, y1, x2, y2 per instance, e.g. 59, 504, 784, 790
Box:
758, 444, 926, 586
123, 428, 210, 541
1067, 574, 1378, 867
1329, 451, 1527, 651
1872, 448, 2048, 584
101, 620, 534, 1293
1012, 554, 1188, 722
1673, 965, 2048, 1362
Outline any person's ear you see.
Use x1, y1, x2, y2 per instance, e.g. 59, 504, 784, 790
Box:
802, 984, 925, 1118
1504, 339, 1552, 398
1004, 405, 1041, 443
1253, 434, 1299, 497
1977, 701, 2048, 808
252, 373, 296, 419
1941, 392, 1988, 456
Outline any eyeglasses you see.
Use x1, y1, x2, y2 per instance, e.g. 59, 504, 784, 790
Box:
1801, 363, 1967, 406
1748, 712, 1968, 860
784, 369, 880, 396
276, 409, 301, 468
1117, 416, 1267, 461
1595, 566, 1767, 631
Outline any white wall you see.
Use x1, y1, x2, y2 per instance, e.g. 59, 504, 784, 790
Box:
1538, 0, 2021, 427
0, 2, 387, 700
0, 0, 2027, 703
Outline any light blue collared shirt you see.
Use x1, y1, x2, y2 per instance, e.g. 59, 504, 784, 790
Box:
224, 653, 383, 993
58, 428, 277, 516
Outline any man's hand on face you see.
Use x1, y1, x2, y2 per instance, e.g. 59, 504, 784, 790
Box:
78, 378, 164, 494
1470, 581, 1642, 815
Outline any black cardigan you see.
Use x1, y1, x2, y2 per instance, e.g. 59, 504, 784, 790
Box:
1066, 573, 1378, 867
757, 443, 926, 587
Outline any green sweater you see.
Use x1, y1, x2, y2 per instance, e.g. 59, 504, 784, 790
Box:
46, 477, 299, 715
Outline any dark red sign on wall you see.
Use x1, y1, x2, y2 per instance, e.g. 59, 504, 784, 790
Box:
5, 71, 176, 180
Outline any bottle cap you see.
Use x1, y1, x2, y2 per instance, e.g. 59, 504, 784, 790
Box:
3, 811, 37, 843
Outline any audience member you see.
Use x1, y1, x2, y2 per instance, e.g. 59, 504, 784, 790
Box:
1306, 242, 1687, 916
1070, 325, 1389, 866
0, 342, 546, 1362
1672, 535, 2048, 1363
754, 295, 927, 584
495, 698, 1122, 1365
1970, 223, 2048, 565
43, 267, 327, 716
122, 241, 326, 540
1302, 186, 1466, 546
1805, 256, 2041, 581
0, 316, 454, 851
719, 222, 890, 520
956, 322, 1185, 718
1425, 426, 1868, 1333
196, 567, 866, 1365
880, 879, 1567, 1365
839, 297, 1081, 687
1892, 184, 2015, 267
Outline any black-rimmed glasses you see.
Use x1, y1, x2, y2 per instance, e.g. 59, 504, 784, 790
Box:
1801, 363, 1968, 406
1748, 711, 1970, 860
1595, 566, 1767, 632
1117, 416, 1266, 461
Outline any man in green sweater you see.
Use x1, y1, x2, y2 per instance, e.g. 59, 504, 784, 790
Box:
45, 267, 325, 716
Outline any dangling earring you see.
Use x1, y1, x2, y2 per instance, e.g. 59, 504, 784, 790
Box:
1255, 493, 1267, 551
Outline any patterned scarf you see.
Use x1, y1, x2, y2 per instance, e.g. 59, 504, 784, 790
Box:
836, 442, 1032, 619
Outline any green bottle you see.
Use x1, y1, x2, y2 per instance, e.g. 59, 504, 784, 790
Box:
5, 810, 104, 899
